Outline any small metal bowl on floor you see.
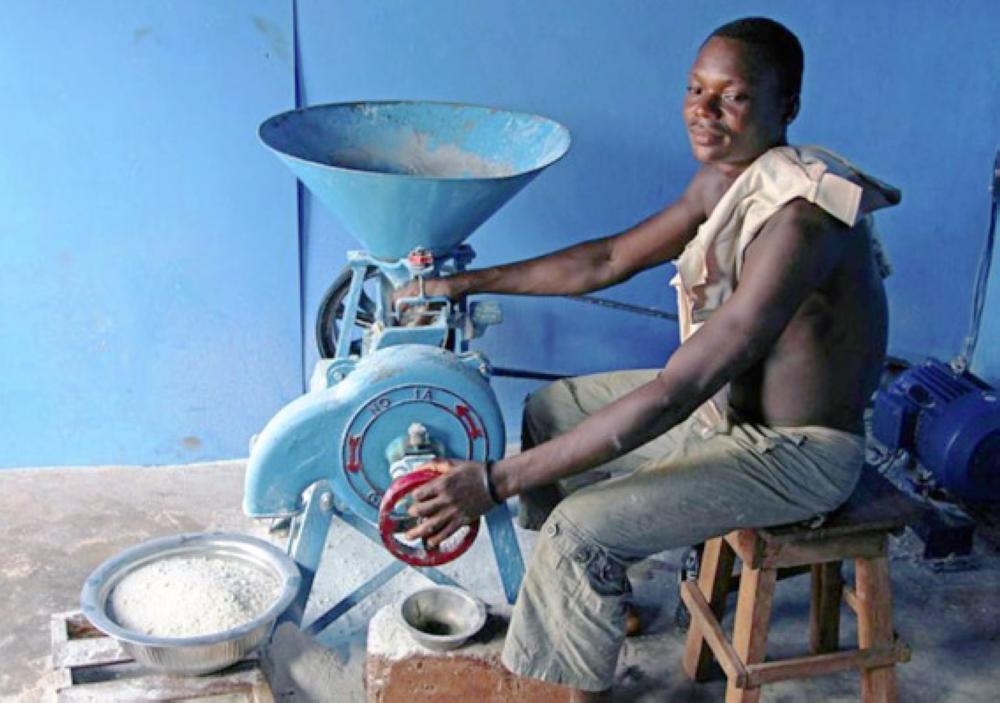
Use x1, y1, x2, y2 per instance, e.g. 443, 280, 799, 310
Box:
80, 532, 300, 676
399, 585, 486, 651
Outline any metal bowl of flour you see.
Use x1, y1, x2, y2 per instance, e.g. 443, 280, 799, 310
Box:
80, 532, 301, 675
399, 586, 486, 651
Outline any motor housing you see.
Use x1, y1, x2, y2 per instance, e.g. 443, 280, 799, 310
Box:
871, 358, 1000, 500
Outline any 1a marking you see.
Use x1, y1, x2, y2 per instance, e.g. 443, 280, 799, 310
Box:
413, 387, 434, 401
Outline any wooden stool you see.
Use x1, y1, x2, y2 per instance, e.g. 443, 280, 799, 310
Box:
681, 465, 923, 703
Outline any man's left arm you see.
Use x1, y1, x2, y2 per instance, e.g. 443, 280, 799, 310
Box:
408, 200, 848, 545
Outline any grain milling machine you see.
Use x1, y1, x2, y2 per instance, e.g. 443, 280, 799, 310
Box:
243, 101, 571, 630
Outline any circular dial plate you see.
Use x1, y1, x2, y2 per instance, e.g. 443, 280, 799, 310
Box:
340, 384, 491, 512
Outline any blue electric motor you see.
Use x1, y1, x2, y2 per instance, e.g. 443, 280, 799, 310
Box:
871, 358, 1000, 501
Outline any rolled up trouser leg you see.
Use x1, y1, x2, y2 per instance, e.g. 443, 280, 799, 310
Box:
501, 511, 633, 691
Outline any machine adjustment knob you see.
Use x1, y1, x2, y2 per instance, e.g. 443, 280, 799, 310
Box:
408, 422, 430, 449
408, 248, 435, 267
378, 468, 479, 567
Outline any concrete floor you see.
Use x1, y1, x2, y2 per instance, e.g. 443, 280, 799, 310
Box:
2, 460, 999, 702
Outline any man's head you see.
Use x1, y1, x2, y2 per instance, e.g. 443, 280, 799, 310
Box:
709, 18, 803, 105
684, 17, 804, 171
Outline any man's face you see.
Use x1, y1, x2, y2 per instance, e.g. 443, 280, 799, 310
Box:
684, 37, 794, 170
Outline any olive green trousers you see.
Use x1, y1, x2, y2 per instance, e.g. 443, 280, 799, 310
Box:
502, 370, 864, 691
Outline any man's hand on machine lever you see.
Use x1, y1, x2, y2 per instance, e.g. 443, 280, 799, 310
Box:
392, 276, 458, 306
392, 277, 461, 327
405, 459, 495, 548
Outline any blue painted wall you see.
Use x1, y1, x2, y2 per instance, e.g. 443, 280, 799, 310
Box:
1, 1, 997, 466
0, 2, 302, 467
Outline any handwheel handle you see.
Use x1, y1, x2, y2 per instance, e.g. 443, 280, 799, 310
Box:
378, 468, 480, 567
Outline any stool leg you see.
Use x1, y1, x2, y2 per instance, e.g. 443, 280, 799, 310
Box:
682, 537, 735, 681
810, 560, 843, 654
855, 554, 897, 703
726, 564, 777, 703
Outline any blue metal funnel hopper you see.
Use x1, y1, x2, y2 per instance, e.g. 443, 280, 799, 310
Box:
259, 101, 571, 260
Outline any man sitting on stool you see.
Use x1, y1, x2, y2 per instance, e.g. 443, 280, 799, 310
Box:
399, 17, 900, 702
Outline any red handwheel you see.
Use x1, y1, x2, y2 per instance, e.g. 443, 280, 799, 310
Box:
378, 468, 480, 567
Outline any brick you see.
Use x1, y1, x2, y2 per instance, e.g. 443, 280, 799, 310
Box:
365, 604, 572, 703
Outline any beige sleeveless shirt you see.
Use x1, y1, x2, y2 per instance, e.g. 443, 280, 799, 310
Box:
670, 145, 901, 435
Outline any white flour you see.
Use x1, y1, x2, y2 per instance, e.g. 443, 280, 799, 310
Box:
109, 555, 280, 637
329, 131, 515, 178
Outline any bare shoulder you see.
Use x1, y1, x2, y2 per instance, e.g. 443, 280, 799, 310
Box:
685, 166, 737, 218
747, 198, 851, 265
763, 197, 850, 238
740, 198, 853, 288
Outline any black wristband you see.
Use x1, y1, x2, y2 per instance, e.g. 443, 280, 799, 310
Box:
483, 459, 502, 505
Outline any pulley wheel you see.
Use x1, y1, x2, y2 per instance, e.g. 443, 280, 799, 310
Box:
316, 265, 381, 358
378, 468, 479, 567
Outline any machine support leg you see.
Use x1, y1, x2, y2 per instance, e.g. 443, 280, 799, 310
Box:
284, 483, 520, 633
283, 482, 336, 626
305, 561, 406, 636
335, 264, 368, 359
333, 505, 463, 588
485, 502, 525, 603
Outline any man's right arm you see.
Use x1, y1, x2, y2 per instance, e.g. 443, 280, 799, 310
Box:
416, 169, 712, 299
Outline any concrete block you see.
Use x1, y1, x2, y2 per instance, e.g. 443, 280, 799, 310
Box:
365, 603, 571, 702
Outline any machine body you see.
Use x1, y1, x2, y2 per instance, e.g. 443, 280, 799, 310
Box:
243, 101, 571, 631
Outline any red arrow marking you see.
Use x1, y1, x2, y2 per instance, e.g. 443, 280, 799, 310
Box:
346, 435, 363, 473
455, 405, 482, 440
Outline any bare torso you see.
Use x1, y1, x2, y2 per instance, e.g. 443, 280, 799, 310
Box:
696, 168, 888, 434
